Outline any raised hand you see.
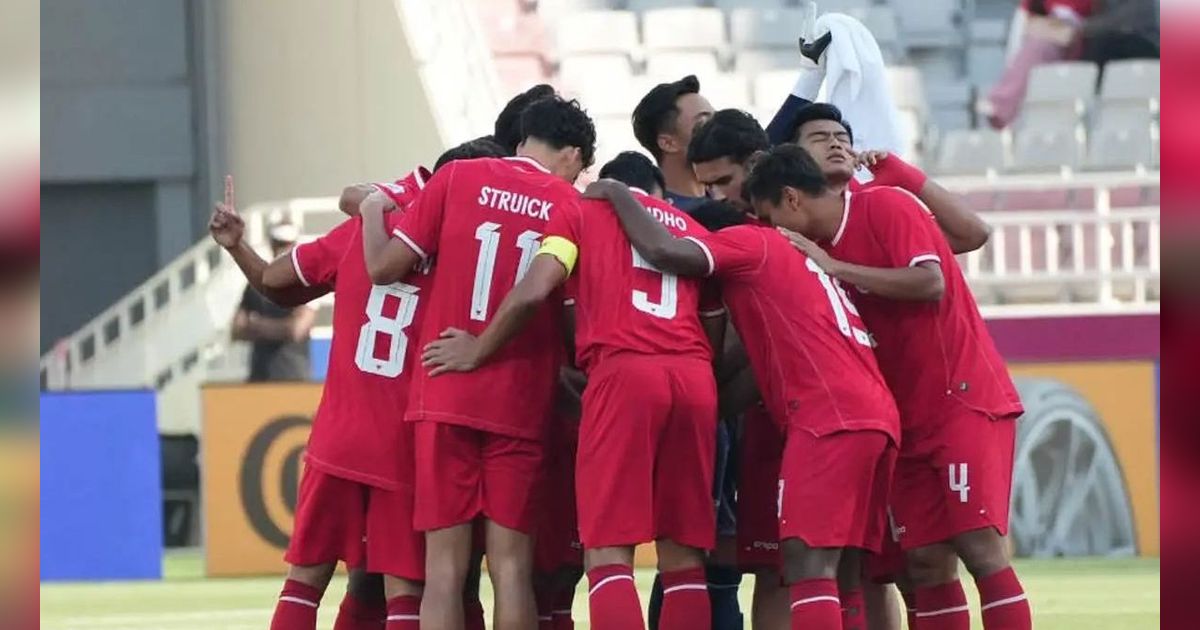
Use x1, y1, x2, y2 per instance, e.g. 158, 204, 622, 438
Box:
855, 150, 890, 170
209, 175, 245, 249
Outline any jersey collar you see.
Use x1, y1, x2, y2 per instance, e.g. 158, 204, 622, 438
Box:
412, 166, 430, 189
505, 155, 552, 175
629, 186, 648, 196
831, 190, 851, 246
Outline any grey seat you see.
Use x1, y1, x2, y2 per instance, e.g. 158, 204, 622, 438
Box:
556, 10, 640, 57
1100, 59, 1159, 102
1085, 125, 1154, 171
1011, 128, 1082, 172
1026, 61, 1100, 104
936, 129, 1006, 175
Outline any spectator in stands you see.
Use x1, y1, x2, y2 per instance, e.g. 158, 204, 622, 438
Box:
984, 0, 1096, 129
1078, 0, 1160, 67
232, 219, 316, 382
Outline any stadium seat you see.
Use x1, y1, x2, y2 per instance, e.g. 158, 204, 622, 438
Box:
593, 115, 645, 169
968, 44, 1007, 87
886, 65, 929, 118
626, 0, 703, 10
753, 69, 799, 108
1011, 128, 1081, 172
537, 0, 619, 25
556, 10, 640, 58
715, 0, 796, 10
495, 55, 550, 94
729, 8, 809, 50
817, 0, 872, 15
646, 52, 722, 83
562, 77, 639, 118
970, 17, 1009, 45
1016, 101, 1082, 133
703, 74, 752, 112
642, 8, 727, 54
1100, 59, 1159, 102
935, 129, 1006, 175
475, 0, 547, 57
1085, 125, 1155, 171
851, 7, 905, 62
558, 54, 635, 93
1093, 100, 1155, 131
1026, 61, 1100, 104
736, 49, 801, 74
887, 0, 963, 48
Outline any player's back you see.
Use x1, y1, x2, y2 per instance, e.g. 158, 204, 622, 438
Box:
393, 156, 577, 440
702, 225, 899, 440
568, 191, 715, 372
831, 187, 1023, 424
294, 216, 432, 490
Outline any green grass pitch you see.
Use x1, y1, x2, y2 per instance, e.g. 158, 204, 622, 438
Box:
41, 550, 1158, 629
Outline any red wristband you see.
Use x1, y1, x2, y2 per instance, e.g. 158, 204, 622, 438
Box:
870, 154, 928, 194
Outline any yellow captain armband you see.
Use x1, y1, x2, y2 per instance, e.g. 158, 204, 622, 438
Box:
537, 235, 579, 275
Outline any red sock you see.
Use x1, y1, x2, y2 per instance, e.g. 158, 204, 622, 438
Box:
840, 587, 866, 630
586, 564, 644, 630
789, 578, 841, 630
536, 582, 556, 630
660, 567, 711, 630
552, 584, 576, 630
900, 589, 918, 630
914, 580, 970, 630
334, 591, 386, 630
270, 579, 323, 630
463, 596, 486, 630
976, 567, 1032, 629
384, 595, 420, 630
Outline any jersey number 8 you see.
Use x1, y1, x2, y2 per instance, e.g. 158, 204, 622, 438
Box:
355, 282, 420, 377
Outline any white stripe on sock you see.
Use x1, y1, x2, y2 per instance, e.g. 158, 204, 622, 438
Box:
538, 615, 553, 621
588, 574, 634, 596
386, 614, 420, 621
790, 595, 840, 609
981, 593, 1028, 611
706, 582, 741, 590
915, 604, 971, 618
663, 583, 708, 595
279, 596, 319, 608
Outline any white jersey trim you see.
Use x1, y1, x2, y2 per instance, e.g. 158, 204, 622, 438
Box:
831, 191, 852, 246
505, 155, 552, 174
908, 253, 941, 267
682, 236, 715, 276
290, 246, 311, 287
391, 228, 429, 260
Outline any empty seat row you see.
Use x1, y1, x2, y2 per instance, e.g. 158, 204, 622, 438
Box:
936, 125, 1160, 175
1025, 60, 1160, 105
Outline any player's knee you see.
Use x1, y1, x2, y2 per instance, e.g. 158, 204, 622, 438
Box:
780, 538, 839, 584
905, 545, 958, 587
487, 551, 534, 591
584, 546, 635, 571
383, 575, 423, 599
287, 563, 337, 591
952, 528, 1010, 578
655, 539, 705, 573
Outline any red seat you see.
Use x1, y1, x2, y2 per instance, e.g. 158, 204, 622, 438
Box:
997, 188, 1070, 211
1109, 185, 1144, 208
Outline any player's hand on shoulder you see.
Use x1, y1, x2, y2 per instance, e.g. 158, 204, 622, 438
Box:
209, 175, 245, 249
777, 227, 839, 274
422, 328, 482, 376
360, 189, 397, 215
582, 178, 628, 201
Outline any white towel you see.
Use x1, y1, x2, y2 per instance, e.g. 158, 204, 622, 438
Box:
813, 13, 908, 165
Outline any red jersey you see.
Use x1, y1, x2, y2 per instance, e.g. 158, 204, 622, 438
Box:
689, 225, 899, 440
540, 188, 719, 373
825, 187, 1024, 425
374, 167, 431, 208
291, 210, 435, 490
392, 156, 578, 440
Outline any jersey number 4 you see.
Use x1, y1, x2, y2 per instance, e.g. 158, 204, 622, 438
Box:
355, 283, 420, 377
470, 222, 542, 321
807, 258, 873, 348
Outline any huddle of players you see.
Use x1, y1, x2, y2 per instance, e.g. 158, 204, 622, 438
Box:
210, 77, 1033, 630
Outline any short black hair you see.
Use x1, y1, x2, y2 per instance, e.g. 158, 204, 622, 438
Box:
598, 152, 666, 195
687, 109, 770, 167
690, 199, 749, 232
788, 103, 854, 145
494, 84, 556, 154
433, 136, 507, 172
632, 75, 701, 161
519, 95, 597, 169
743, 144, 830, 205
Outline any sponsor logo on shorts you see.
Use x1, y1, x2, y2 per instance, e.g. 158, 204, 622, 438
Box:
240, 415, 311, 549
752, 540, 780, 551
948, 462, 970, 503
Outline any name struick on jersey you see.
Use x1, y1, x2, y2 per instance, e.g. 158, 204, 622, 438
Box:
478, 186, 553, 220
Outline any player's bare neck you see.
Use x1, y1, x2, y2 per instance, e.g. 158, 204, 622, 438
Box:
660, 155, 705, 198
813, 192, 846, 242
516, 143, 558, 177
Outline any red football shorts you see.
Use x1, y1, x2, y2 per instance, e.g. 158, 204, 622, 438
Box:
576, 354, 717, 551
736, 405, 784, 571
778, 428, 896, 552
535, 417, 582, 573
365, 484, 425, 582
285, 466, 367, 569
413, 421, 544, 534
890, 411, 1017, 550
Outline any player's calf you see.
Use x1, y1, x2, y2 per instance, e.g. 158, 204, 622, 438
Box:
485, 518, 538, 630
655, 539, 711, 630
584, 546, 643, 630
781, 539, 842, 630
750, 568, 789, 630
952, 529, 1031, 630
270, 563, 337, 630
334, 570, 387, 630
421, 523, 474, 630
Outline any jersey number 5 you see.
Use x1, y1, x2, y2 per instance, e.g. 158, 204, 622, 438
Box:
632, 246, 678, 319
807, 258, 873, 348
355, 283, 420, 377
471, 222, 542, 321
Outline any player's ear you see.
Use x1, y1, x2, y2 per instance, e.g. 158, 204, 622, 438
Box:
657, 133, 677, 156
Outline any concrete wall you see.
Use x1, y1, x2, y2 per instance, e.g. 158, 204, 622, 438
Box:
41, 0, 443, 351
